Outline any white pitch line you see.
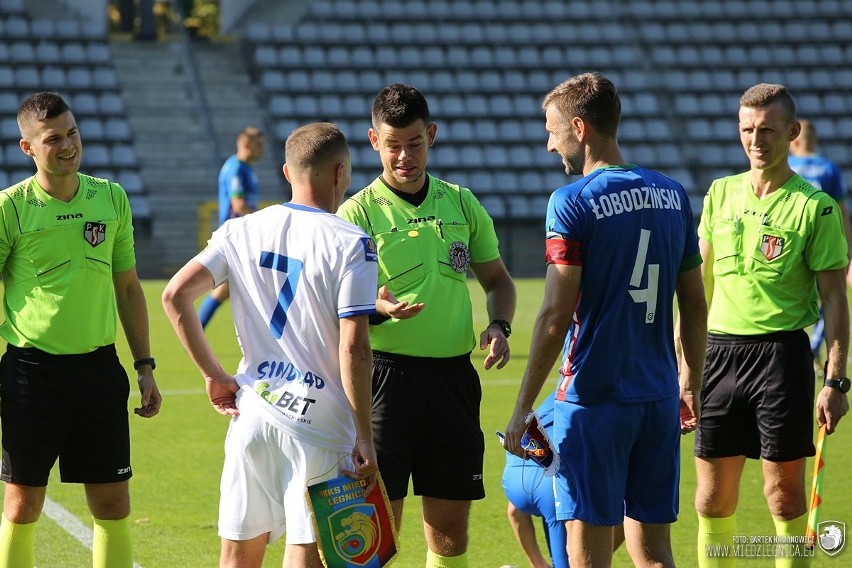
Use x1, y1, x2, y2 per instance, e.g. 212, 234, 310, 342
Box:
43, 496, 144, 568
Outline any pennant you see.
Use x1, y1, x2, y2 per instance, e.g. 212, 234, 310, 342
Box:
307, 474, 398, 567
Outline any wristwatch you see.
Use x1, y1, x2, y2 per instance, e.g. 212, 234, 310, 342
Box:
824, 377, 851, 394
133, 357, 156, 371
489, 319, 512, 338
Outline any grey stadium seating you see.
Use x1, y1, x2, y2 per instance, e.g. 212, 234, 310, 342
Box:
240, 0, 852, 219
0, 3, 150, 231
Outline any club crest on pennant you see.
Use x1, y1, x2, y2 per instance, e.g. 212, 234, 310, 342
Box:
817, 520, 846, 556
328, 504, 381, 566
449, 241, 470, 273
760, 234, 784, 261
84, 222, 106, 247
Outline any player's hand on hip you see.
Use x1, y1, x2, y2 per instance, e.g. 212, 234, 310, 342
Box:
377, 285, 425, 319
816, 386, 849, 434
480, 328, 510, 370
205, 374, 239, 417
134, 372, 162, 418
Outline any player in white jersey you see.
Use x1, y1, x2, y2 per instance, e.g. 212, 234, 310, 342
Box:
162, 123, 378, 568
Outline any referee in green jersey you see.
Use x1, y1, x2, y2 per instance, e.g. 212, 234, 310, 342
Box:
691, 84, 849, 568
0, 92, 161, 568
338, 84, 516, 568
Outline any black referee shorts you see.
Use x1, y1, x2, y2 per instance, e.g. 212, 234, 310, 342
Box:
0, 344, 132, 486
694, 330, 816, 462
371, 350, 485, 502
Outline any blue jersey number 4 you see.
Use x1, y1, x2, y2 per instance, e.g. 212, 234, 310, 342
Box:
259, 251, 303, 338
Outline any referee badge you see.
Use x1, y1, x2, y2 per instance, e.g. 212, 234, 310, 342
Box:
84, 221, 106, 247
760, 234, 784, 261
449, 241, 470, 273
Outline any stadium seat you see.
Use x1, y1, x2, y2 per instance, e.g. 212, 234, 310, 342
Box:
0, 0, 25, 14
3, 16, 28, 38
470, 170, 494, 192
271, 23, 294, 42
0, 117, 20, 141
259, 70, 285, 92
278, 45, 300, 65
3, 142, 28, 168
244, 21, 270, 42
302, 46, 326, 67
61, 43, 87, 64
14, 67, 41, 89
82, 144, 110, 168
99, 93, 126, 115
283, 70, 310, 92
111, 144, 138, 168
67, 68, 94, 90
10, 42, 36, 64
40, 66, 67, 90
78, 118, 105, 142
311, 70, 336, 91
478, 195, 506, 218
104, 118, 132, 142
128, 195, 152, 220
92, 66, 118, 91
117, 170, 144, 195
0, 92, 18, 113
268, 95, 293, 118
55, 20, 82, 40
86, 42, 112, 65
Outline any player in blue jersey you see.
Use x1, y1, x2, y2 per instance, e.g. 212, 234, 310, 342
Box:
504, 72, 707, 568
789, 120, 852, 368
198, 126, 265, 329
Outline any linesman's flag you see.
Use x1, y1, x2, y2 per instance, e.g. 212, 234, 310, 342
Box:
806, 425, 827, 550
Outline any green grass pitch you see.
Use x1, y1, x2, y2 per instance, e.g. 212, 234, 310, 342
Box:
3, 279, 850, 566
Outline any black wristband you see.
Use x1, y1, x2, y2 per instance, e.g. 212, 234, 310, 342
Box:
133, 357, 156, 371
490, 319, 512, 338
369, 313, 391, 326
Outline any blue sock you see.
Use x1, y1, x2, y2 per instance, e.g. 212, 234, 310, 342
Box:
198, 296, 222, 328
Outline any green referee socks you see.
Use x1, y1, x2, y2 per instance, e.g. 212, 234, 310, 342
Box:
773, 513, 810, 568
93, 516, 133, 568
0, 514, 36, 568
697, 513, 737, 568
426, 549, 469, 568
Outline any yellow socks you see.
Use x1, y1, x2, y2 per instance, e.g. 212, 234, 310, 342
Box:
426, 549, 469, 568
772, 513, 811, 568
0, 514, 36, 568
697, 513, 737, 568
92, 516, 133, 568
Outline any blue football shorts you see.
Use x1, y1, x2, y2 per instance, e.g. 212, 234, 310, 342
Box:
553, 396, 680, 525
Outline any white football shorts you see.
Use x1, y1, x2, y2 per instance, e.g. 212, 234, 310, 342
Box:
218, 391, 350, 544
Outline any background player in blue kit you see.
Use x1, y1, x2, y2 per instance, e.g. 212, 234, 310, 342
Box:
788, 120, 852, 368
504, 72, 707, 568
501, 394, 568, 568
198, 126, 265, 329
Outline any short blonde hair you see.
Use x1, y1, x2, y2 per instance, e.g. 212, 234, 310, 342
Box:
284, 122, 348, 171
